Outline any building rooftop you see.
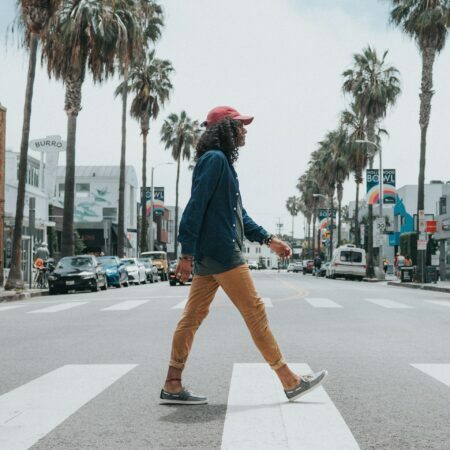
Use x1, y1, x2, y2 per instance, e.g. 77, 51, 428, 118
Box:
56, 165, 138, 186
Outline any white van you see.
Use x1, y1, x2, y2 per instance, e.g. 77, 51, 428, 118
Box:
328, 245, 366, 280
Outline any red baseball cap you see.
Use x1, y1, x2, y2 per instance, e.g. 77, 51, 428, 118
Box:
202, 106, 254, 127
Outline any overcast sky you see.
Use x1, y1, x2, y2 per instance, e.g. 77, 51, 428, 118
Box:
1, 0, 450, 237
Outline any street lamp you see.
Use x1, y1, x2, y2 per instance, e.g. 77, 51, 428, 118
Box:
149, 162, 174, 253
355, 139, 384, 275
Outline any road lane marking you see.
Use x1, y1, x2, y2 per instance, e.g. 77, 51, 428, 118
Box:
426, 300, 450, 308
101, 300, 150, 311
28, 302, 88, 313
305, 298, 342, 308
411, 364, 450, 388
262, 297, 273, 307
221, 363, 359, 450
172, 298, 188, 309
0, 305, 28, 312
364, 298, 412, 309
0, 364, 137, 450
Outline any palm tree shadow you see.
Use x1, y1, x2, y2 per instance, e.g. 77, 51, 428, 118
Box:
158, 401, 325, 424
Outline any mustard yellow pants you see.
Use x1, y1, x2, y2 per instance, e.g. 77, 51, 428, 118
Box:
169, 264, 286, 370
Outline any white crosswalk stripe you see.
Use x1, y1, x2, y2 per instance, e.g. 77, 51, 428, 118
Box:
411, 364, 450, 388
426, 300, 450, 308
221, 363, 360, 449
305, 298, 343, 308
0, 304, 28, 312
28, 302, 88, 313
364, 298, 412, 309
0, 364, 137, 450
172, 298, 188, 309
101, 300, 150, 311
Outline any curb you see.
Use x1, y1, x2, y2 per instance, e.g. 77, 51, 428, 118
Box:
0, 290, 49, 303
387, 282, 450, 294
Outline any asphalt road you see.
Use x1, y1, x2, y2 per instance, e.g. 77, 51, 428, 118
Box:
0, 271, 449, 450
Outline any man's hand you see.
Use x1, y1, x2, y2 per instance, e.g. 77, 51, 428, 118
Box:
175, 258, 193, 283
269, 237, 292, 258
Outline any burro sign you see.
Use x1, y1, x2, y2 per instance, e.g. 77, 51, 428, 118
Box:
29, 135, 66, 152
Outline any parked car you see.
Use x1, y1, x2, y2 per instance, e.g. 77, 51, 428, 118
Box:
120, 258, 147, 285
139, 259, 159, 283
140, 251, 169, 281
317, 262, 330, 278
248, 261, 259, 270
287, 263, 295, 272
328, 245, 366, 280
48, 255, 107, 295
97, 256, 128, 288
293, 262, 303, 273
302, 260, 314, 275
169, 260, 193, 286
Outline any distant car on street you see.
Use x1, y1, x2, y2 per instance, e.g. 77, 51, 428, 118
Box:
48, 255, 107, 295
287, 263, 295, 272
248, 261, 259, 270
169, 260, 192, 286
328, 245, 366, 280
120, 258, 147, 285
138, 259, 159, 283
293, 262, 302, 273
98, 256, 128, 288
317, 262, 330, 278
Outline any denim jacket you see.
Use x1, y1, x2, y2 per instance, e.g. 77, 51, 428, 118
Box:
178, 150, 270, 266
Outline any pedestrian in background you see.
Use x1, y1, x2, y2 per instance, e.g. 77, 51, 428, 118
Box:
160, 106, 327, 405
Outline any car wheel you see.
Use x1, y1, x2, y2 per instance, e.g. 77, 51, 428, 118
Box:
100, 281, 107, 291
170, 281, 177, 286
49, 287, 58, 295
91, 282, 99, 292
116, 282, 122, 288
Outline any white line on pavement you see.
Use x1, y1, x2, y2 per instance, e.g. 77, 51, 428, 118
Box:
364, 298, 412, 309
101, 300, 150, 311
0, 305, 28, 312
27, 302, 88, 313
411, 364, 450, 388
221, 363, 359, 450
426, 300, 450, 308
305, 298, 343, 308
0, 364, 137, 450
172, 298, 188, 309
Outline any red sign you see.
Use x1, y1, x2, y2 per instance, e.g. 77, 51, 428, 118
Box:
425, 220, 437, 233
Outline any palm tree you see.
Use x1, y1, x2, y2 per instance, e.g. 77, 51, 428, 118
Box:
41, 0, 141, 257
389, 0, 450, 281
161, 111, 201, 259
117, 0, 164, 257
341, 104, 368, 246
117, 51, 173, 253
343, 46, 401, 277
286, 196, 301, 240
5, 0, 60, 290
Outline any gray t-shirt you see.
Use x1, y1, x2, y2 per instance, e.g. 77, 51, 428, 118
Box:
194, 196, 245, 276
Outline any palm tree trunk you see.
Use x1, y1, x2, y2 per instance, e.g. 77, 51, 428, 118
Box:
174, 154, 181, 259
5, 34, 38, 290
354, 180, 360, 246
312, 211, 316, 257
366, 115, 376, 278
416, 47, 436, 282
337, 183, 343, 247
307, 217, 311, 257
140, 130, 148, 253
117, 64, 129, 258
61, 77, 82, 257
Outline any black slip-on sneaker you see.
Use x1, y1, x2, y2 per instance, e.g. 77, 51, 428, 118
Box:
159, 388, 208, 405
284, 370, 328, 401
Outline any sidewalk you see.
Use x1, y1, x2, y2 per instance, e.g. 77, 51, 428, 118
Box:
0, 287, 48, 303
387, 280, 450, 294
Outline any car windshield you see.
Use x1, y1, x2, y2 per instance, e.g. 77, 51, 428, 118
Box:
98, 257, 117, 266
121, 259, 136, 266
57, 257, 93, 269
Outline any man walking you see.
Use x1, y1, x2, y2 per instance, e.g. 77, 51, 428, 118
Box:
160, 106, 327, 405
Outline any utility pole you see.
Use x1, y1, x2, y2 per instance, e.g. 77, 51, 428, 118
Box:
0, 105, 5, 286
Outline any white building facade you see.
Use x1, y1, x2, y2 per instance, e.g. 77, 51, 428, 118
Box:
242, 239, 278, 269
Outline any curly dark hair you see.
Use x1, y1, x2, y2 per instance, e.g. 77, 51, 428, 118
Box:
194, 118, 242, 165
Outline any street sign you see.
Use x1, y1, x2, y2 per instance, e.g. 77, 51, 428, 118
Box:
425, 220, 437, 233
418, 210, 426, 233
417, 239, 427, 250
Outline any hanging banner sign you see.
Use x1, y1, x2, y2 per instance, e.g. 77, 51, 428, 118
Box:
318, 209, 336, 230
366, 169, 397, 205
153, 187, 165, 215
